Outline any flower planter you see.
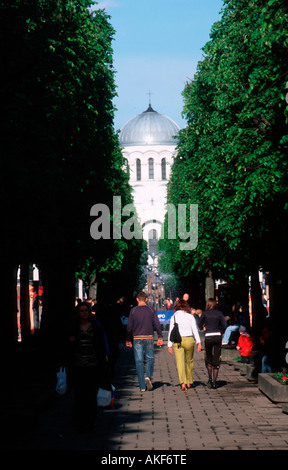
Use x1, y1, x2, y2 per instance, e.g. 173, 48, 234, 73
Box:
220, 347, 240, 362
246, 363, 259, 382
258, 373, 288, 403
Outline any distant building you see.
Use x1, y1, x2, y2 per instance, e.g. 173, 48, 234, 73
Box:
119, 103, 180, 253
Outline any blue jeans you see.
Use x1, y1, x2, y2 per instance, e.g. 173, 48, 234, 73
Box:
261, 355, 272, 373
222, 325, 239, 344
133, 339, 155, 390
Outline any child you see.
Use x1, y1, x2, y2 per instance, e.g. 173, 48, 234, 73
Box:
236, 326, 253, 363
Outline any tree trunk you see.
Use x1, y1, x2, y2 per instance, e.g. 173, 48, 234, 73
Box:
205, 269, 214, 301
228, 273, 249, 315
88, 274, 97, 299
20, 263, 31, 347
0, 261, 18, 390
250, 271, 268, 343
0, 262, 18, 345
39, 254, 76, 379
268, 271, 288, 369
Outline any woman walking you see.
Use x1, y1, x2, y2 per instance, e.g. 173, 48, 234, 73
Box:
199, 298, 227, 389
68, 301, 109, 432
168, 300, 201, 390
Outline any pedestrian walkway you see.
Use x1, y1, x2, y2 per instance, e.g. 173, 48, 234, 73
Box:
1, 341, 288, 451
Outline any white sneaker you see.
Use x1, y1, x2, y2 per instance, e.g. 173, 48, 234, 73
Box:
145, 377, 153, 391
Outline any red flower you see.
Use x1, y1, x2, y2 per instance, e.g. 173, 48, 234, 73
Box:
280, 376, 288, 381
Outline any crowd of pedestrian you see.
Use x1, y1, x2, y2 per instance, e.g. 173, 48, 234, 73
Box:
61, 288, 281, 433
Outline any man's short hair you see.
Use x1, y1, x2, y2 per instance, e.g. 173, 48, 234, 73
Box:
137, 291, 147, 302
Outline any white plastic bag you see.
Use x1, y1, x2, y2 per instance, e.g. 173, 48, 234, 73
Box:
56, 367, 67, 395
97, 387, 113, 407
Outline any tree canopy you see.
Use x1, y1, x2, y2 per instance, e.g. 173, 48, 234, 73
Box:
161, 0, 288, 310
1, 0, 143, 277
0, 0, 144, 351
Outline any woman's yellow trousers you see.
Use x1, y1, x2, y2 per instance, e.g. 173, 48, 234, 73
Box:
173, 336, 195, 385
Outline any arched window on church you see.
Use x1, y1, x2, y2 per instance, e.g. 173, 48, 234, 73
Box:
148, 158, 154, 179
136, 158, 141, 181
161, 158, 166, 180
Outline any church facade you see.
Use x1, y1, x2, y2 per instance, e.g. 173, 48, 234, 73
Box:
119, 104, 180, 252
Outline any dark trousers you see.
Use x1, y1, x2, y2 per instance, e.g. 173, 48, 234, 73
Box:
205, 335, 222, 368
73, 366, 98, 430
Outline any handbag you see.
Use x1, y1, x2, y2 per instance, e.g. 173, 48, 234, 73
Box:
169, 315, 182, 345
56, 366, 67, 395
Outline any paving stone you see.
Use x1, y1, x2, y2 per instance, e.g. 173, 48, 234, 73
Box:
1, 342, 288, 452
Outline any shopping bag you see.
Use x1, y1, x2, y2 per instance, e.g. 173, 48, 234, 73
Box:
56, 367, 67, 395
97, 385, 115, 408
97, 387, 112, 407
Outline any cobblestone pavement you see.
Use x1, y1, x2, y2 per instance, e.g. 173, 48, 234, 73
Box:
1, 342, 288, 452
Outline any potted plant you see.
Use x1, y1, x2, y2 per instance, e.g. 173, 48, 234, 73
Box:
258, 370, 288, 403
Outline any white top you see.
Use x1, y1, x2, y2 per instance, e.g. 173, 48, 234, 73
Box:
167, 310, 201, 348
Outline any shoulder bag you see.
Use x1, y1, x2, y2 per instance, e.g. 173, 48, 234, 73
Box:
169, 315, 182, 345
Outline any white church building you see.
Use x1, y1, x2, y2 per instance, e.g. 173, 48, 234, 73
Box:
119, 103, 180, 253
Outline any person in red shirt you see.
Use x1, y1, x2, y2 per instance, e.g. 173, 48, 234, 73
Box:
236, 326, 253, 363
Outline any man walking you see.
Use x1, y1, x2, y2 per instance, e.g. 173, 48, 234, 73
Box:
126, 291, 163, 391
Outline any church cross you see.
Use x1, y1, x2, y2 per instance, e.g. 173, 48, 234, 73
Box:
147, 90, 153, 106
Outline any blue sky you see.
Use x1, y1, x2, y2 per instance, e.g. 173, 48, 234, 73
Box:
93, 0, 224, 131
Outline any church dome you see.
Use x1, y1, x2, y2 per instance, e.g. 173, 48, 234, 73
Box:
119, 105, 180, 147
